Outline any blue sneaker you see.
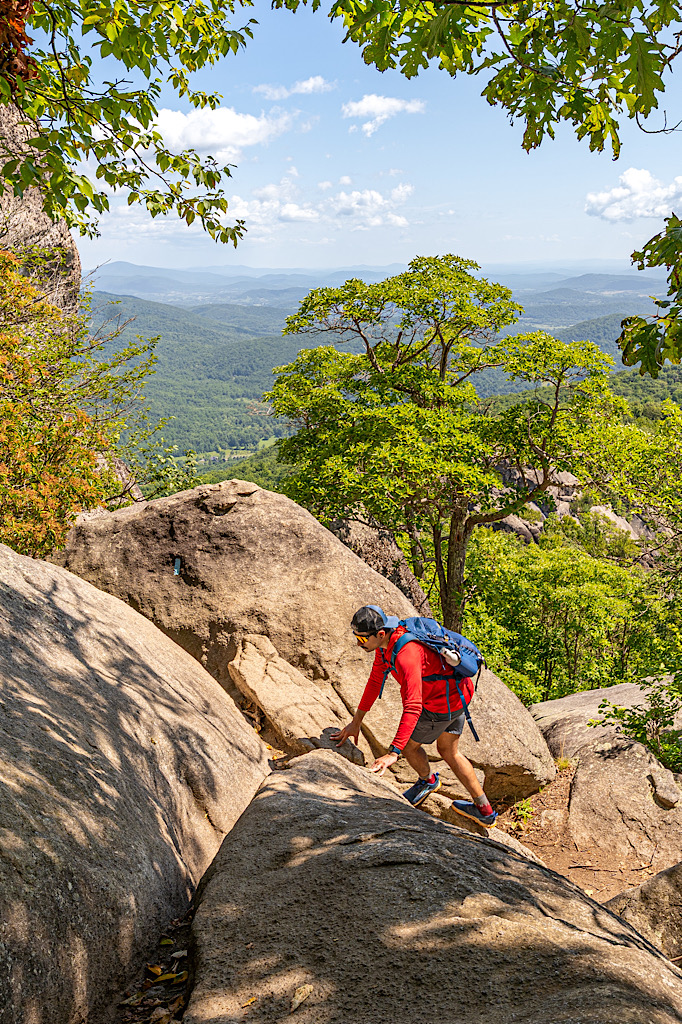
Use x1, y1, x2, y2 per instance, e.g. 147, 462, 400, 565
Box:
403, 773, 441, 806
451, 800, 497, 828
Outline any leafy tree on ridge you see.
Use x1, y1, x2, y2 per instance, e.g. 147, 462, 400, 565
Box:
267, 254, 631, 630
0, 249, 194, 557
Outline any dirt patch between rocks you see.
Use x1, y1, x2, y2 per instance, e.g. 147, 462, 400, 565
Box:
494, 761, 662, 902
97, 911, 194, 1024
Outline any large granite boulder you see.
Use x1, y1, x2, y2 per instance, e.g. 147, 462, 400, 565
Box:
0, 543, 269, 1024
0, 104, 81, 310
606, 861, 682, 960
54, 481, 555, 801
568, 738, 682, 874
186, 750, 682, 1024
53, 480, 417, 701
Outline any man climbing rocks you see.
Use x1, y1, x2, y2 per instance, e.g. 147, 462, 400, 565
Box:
331, 605, 497, 827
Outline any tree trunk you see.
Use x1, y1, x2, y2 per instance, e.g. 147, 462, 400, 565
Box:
441, 508, 470, 631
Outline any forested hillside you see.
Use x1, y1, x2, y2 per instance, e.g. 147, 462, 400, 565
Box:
93, 292, 315, 452
93, 281, 675, 457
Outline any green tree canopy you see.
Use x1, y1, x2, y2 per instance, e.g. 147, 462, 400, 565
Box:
267, 254, 632, 629
277, 0, 679, 157
464, 527, 682, 705
0, 0, 254, 240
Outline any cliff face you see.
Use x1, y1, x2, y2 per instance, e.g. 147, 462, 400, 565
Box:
0, 103, 81, 309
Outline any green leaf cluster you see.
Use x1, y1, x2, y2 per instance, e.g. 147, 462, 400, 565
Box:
275, 0, 677, 157
463, 527, 682, 706
619, 214, 682, 376
2, 0, 255, 240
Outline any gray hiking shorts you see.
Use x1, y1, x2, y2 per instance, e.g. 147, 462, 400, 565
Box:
409, 707, 465, 746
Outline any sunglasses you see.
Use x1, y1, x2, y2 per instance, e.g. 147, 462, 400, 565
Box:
353, 632, 374, 645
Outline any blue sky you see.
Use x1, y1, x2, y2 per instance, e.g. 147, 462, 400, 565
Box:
77, 2, 682, 271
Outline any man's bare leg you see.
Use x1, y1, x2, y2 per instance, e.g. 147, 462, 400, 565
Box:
402, 737, 431, 780
436, 731, 484, 800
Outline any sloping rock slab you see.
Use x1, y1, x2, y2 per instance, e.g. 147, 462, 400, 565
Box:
186, 749, 682, 1024
228, 634, 368, 763
53, 480, 417, 711
0, 544, 269, 1024
530, 682, 661, 758
338, 666, 556, 800
569, 738, 682, 873
606, 861, 682, 960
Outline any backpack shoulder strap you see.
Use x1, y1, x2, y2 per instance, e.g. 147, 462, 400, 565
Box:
378, 632, 416, 698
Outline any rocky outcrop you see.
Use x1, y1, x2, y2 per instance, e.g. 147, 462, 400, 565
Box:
568, 738, 682, 874
0, 104, 81, 310
338, 664, 556, 800
227, 634, 368, 764
328, 518, 432, 614
53, 481, 418, 704
186, 749, 682, 1024
591, 505, 641, 541
55, 481, 556, 801
530, 682, 656, 758
606, 861, 682, 960
0, 543, 269, 1024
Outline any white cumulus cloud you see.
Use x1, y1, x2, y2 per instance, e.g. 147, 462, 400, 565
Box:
341, 94, 426, 136
155, 106, 291, 163
585, 167, 682, 221
227, 175, 413, 234
253, 76, 336, 101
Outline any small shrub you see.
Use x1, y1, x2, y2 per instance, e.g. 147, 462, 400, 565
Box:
590, 677, 682, 772
514, 797, 535, 824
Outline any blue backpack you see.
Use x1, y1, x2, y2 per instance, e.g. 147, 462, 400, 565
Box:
380, 617, 485, 742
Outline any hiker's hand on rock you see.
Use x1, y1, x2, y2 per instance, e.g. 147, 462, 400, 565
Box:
368, 752, 398, 776
332, 722, 358, 747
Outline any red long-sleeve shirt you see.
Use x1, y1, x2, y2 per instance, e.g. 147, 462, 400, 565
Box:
358, 626, 474, 751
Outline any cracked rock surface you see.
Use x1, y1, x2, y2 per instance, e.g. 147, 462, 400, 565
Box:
186, 749, 682, 1024
606, 861, 682, 960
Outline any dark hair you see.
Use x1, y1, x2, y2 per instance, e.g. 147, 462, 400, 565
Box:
351, 605, 390, 636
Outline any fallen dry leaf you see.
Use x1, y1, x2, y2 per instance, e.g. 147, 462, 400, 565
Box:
290, 984, 313, 1013
170, 950, 187, 959
148, 1009, 171, 1023
154, 972, 183, 984
147, 965, 163, 977
120, 992, 144, 1007
242, 996, 257, 1008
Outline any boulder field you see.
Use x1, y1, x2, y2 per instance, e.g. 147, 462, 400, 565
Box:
185, 750, 682, 1024
54, 480, 556, 800
0, 544, 269, 1024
